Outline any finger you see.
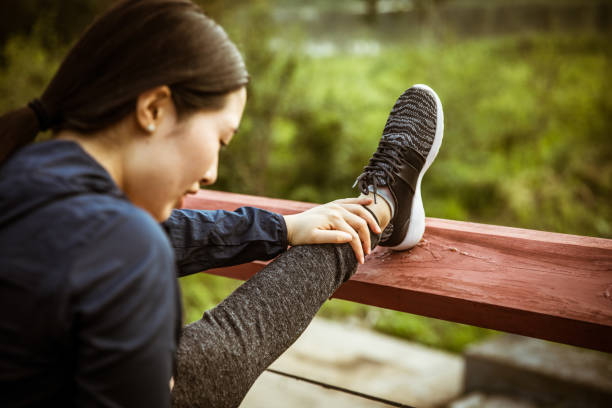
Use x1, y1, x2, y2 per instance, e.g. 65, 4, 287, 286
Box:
311, 229, 353, 245
340, 209, 372, 256
334, 197, 373, 206
338, 203, 382, 235
333, 218, 365, 264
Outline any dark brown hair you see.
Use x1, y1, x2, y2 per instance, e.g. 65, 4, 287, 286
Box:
0, 0, 249, 163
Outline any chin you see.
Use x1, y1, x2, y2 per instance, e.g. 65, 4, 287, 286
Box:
132, 198, 174, 223
151, 204, 174, 223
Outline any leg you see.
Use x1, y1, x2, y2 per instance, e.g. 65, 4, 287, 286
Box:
171, 216, 383, 408
172, 83, 443, 407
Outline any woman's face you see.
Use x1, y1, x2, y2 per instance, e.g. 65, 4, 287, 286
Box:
125, 87, 247, 221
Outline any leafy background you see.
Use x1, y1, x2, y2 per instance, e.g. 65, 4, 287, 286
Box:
2, 0, 610, 352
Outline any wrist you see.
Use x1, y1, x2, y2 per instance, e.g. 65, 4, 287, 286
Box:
282, 214, 295, 245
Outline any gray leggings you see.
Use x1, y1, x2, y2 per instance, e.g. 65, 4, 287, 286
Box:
171, 232, 379, 408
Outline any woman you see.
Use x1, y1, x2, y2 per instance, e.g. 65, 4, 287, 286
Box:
0, 0, 444, 407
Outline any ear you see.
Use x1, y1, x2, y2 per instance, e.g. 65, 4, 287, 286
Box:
135, 85, 174, 134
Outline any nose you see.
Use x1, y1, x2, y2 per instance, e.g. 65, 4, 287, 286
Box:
199, 165, 218, 187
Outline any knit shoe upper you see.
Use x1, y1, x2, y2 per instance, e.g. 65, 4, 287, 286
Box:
354, 85, 443, 249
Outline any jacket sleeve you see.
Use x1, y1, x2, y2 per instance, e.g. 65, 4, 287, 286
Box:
162, 207, 289, 277
70, 208, 179, 408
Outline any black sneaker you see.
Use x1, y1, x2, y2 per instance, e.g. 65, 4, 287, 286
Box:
354, 84, 444, 250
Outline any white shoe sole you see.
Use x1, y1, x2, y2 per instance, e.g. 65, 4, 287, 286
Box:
388, 84, 444, 251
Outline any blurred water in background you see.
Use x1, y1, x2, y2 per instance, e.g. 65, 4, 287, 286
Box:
271, 0, 610, 55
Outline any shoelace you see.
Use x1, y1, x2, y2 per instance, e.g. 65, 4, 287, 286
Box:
353, 137, 408, 242
353, 137, 405, 202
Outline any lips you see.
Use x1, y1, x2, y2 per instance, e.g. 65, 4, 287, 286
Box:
175, 195, 186, 209
176, 187, 199, 209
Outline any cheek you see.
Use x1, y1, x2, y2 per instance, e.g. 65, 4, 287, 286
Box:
182, 134, 219, 181
122, 156, 177, 221
200, 143, 219, 172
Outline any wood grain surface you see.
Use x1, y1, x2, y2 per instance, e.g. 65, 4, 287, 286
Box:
183, 190, 612, 352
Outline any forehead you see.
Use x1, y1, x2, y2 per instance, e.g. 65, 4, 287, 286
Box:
216, 87, 246, 128
224, 87, 247, 116
184, 87, 246, 130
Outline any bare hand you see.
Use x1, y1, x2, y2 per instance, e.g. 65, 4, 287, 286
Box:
283, 197, 382, 264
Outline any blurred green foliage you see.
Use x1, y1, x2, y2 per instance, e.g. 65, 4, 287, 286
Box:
217, 32, 612, 237
2, 0, 610, 352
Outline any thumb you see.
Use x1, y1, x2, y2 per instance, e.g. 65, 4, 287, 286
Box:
310, 229, 353, 245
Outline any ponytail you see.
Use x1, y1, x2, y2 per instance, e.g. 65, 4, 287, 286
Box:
0, 98, 58, 163
0, 106, 40, 163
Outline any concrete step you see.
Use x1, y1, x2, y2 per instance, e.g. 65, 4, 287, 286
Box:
240, 317, 464, 408
464, 333, 612, 407
449, 392, 539, 408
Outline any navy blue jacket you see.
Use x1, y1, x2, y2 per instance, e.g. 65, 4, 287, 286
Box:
0, 140, 288, 407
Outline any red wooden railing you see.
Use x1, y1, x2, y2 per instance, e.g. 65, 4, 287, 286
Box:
184, 189, 612, 353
